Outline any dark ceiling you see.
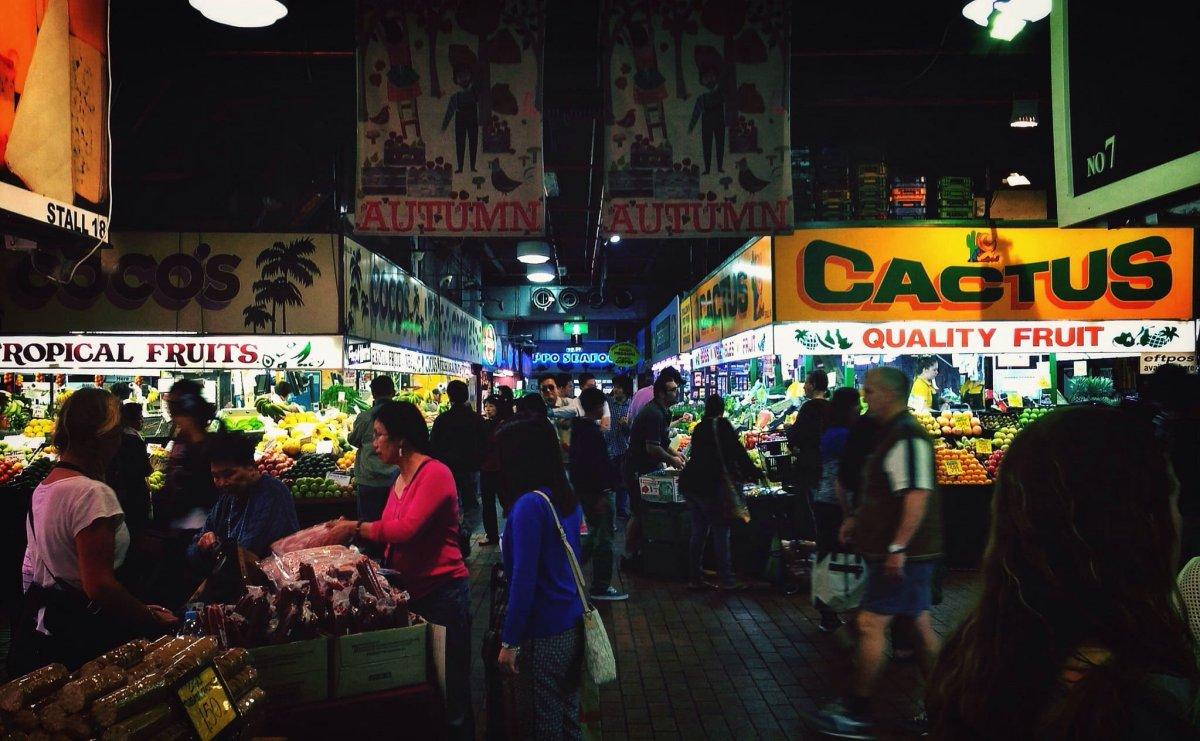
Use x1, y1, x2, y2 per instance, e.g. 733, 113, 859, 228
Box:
108, 1, 1052, 314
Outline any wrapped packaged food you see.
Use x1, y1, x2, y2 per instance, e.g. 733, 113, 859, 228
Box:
212, 648, 249, 679
98, 703, 176, 741
0, 664, 69, 713
91, 674, 169, 729
270, 521, 354, 556
78, 640, 147, 677
235, 687, 266, 717
58, 665, 127, 713
222, 667, 258, 700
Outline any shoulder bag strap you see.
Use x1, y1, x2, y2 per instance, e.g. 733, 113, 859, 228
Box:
532, 490, 590, 612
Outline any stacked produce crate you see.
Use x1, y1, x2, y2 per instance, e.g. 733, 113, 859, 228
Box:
937, 176, 975, 219
855, 162, 889, 219
816, 146, 853, 221
888, 176, 927, 219
791, 147, 815, 221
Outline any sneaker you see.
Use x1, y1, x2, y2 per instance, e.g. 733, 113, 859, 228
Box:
590, 586, 629, 602
803, 702, 875, 740
819, 615, 845, 633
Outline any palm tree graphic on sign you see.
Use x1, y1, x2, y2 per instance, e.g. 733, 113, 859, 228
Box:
242, 238, 322, 333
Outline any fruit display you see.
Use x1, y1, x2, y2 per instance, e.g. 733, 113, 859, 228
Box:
985, 449, 1006, 478
0, 458, 26, 485
935, 410, 982, 437
914, 412, 941, 438
148, 445, 169, 472
22, 418, 54, 438
936, 448, 991, 486
254, 395, 289, 421
977, 412, 1016, 432
290, 477, 350, 499
337, 449, 356, 471
1017, 407, 1050, 428
257, 449, 294, 479
992, 426, 1018, 451
2, 399, 31, 433
286, 453, 338, 480
0, 455, 54, 495
146, 470, 165, 493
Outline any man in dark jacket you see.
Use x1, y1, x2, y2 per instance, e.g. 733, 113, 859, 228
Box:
570, 388, 627, 601
107, 403, 152, 543
430, 380, 487, 536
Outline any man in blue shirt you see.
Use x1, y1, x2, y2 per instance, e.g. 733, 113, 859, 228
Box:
188, 433, 299, 565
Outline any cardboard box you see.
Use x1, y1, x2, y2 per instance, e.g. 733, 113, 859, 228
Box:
330, 622, 431, 699
249, 637, 329, 706
639, 473, 682, 503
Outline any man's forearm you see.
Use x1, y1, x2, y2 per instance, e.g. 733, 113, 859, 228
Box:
891, 489, 930, 547
647, 443, 675, 463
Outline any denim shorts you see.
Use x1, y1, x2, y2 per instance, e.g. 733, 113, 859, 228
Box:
860, 560, 935, 617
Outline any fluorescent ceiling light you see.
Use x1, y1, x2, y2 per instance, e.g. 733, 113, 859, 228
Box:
990, 12, 1026, 40
527, 263, 555, 283
517, 240, 551, 265
1004, 172, 1031, 187
189, 0, 288, 28
997, 0, 1050, 22
962, 0, 994, 26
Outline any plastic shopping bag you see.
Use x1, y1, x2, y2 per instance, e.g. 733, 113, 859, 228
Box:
811, 552, 867, 613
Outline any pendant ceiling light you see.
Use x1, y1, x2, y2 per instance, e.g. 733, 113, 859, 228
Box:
526, 263, 556, 283
1010, 99, 1038, 128
516, 240, 552, 265
190, 0, 288, 28
1003, 172, 1031, 187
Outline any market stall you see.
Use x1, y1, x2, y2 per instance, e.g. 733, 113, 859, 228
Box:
773, 225, 1197, 566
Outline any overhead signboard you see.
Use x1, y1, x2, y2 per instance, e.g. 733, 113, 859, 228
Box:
0, 335, 344, 370
774, 227, 1194, 323
0, 0, 111, 240
648, 297, 679, 364
680, 236, 772, 351
1051, 1, 1200, 225
775, 320, 1196, 357
691, 326, 773, 368
0, 232, 340, 335
355, 0, 545, 237
599, 0, 793, 238
369, 343, 473, 377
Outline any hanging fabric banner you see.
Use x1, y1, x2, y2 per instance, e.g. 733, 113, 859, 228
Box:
355, 0, 545, 236
600, 0, 792, 238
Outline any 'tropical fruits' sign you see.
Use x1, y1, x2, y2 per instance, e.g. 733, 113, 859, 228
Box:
0, 335, 344, 370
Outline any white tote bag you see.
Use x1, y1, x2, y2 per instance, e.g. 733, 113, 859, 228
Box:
811, 552, 867, 613
535, 492, 618, 685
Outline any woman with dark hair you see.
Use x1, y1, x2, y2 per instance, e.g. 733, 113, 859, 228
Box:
514, 392, 549, 420
11, 389, 176, 673
681, 395, 763, 591
478, 396, 512, 547
811, 387, 862, 632
495, 416, 585, 739
158, 379, 218, 527
927, 406, 1199, 739
324, 400, 472, 740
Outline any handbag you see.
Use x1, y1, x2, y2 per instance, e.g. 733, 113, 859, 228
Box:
811, 551, 867, 613
533, 491, 618, 685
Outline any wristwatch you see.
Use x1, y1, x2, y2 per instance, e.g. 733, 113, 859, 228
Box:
501, 642, 520, 652
887, 543, 907, 554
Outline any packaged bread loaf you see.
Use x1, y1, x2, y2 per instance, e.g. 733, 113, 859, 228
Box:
0, 664, 69, 713
58, 665, 127, 713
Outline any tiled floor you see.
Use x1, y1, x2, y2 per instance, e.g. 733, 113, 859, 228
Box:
465, 520, 981, 740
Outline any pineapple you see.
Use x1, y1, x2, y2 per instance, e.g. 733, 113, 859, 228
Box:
794, 330, 819, 350
1146, 326, 1180, 348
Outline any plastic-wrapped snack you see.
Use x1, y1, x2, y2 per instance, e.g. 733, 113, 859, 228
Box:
269, 581, 308, 644
270, 521, 355, 556
356, 558, 387, 599
98, 703, 176, 741
212, 648, 249, 679
58, 665, 128, 713
0, 664, 70, 713
235, 687, 266, 717
222, 667, 258, 700
12, 696, 56, 732
261, 545, 364, 586
91, 674, 169, 729
234, 587, 272, 643
78, 641, 147, 677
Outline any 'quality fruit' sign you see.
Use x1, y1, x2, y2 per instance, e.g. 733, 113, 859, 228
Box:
774, 227, 1193, 322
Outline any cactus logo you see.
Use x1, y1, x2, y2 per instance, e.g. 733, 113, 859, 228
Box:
483, 324, 498, 366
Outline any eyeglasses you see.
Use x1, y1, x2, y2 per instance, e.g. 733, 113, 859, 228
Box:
540, 384, 556, 392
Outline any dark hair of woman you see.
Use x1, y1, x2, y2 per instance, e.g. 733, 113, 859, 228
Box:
926, 406, 1196, 739
828, 387, 861, 429
54, 387, 120, 457
704, 394, 725, 418
166, 379, 215, 423
372, 400, 432, 455
514, 393, 547, 419
496, 416, 577, 518
486, 395, 513, 422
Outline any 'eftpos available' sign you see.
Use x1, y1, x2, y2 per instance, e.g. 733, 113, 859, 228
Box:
0, 335, 344, 370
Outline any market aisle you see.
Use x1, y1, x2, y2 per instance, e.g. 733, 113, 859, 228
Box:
463, 523, 981, 740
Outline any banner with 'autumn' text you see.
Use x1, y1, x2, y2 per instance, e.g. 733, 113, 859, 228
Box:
601, 0, 792, 238
355, 0, 545, 236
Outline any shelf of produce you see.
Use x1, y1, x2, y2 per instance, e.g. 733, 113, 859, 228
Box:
293, 496, 358, 528
258, 684, 443, 738
941, 483, 993, 569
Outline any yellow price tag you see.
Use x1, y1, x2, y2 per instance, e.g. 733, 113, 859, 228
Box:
177, 667, 236, 741
943, 459, 964, 476
975, 439, 993, 455
1006, 393, 1024, 408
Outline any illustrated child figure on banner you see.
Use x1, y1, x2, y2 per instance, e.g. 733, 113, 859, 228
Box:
442, 45, 481, 173
688, 46, 726, 174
